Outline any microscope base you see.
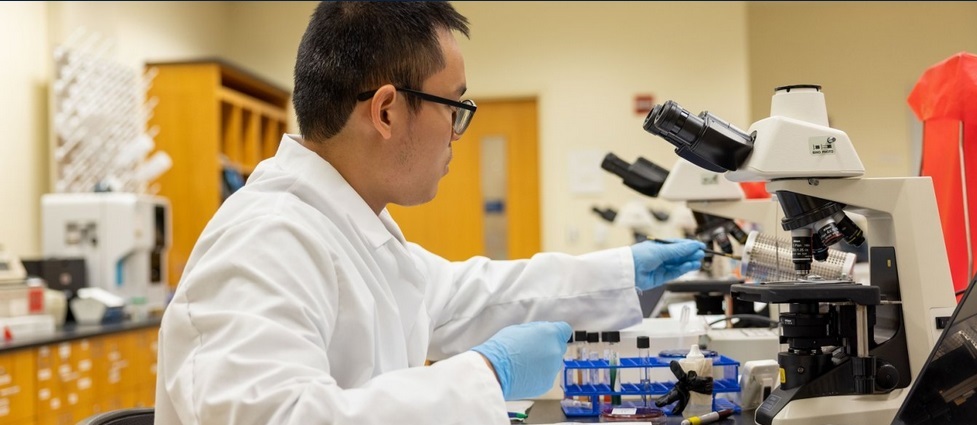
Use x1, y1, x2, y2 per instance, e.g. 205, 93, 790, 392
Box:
771, 390, 906, 425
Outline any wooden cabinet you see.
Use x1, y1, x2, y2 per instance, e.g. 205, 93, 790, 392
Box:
0, 325, 159, 423
91, 333, 133, 414
146, 60, 291, 288
33, 339, 96, 424
131, 326, 159, 407
0, 349, 34, 423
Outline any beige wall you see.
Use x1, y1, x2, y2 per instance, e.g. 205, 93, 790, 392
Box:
224, 1, 316, 132
4, 1, 977, 258
1, 2, 231, 257
225, 2, 315, 92
47, 2, 231, 71
453, 2, 751, 254
748, 1, 977, 177
0, 2, 50, 257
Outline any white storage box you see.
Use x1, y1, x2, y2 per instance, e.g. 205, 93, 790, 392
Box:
619, 317, 709, 357
0, 314, 56, 340
0, 283, 45, 317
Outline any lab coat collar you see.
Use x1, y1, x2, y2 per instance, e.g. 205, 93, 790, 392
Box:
275, 134, 406, 250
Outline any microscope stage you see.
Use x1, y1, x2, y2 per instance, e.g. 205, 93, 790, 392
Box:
732, 281, 880, 305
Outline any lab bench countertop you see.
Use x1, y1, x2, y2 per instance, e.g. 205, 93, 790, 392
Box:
0, 317, 162, 353
525, 399, 755, 424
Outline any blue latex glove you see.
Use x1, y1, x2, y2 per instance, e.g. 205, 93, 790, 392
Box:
632, 239, 706, 291
471, 321, 572, 400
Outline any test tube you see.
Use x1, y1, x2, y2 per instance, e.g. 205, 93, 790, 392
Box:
600, 331, 612, 388
574, 330, 588, 392
587, 332, 601, 394
564, 332, 575, 394
605, 331, 621, 405
637, 336, 651, 407
600, 331, 611, 404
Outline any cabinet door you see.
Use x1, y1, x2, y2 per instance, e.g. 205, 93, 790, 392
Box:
35, 344, 65, 423
91, 333, 134, 413
66, 338, 95, 422
131, 327, 159, 395
0, 349, 36, 423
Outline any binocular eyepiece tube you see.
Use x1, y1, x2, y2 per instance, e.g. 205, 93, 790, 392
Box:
643, 100, 755, 173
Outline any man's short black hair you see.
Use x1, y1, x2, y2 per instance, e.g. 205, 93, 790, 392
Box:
293, 1, 470, 142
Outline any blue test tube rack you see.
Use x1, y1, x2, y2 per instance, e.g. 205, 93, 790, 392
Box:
560, 354, 742, 417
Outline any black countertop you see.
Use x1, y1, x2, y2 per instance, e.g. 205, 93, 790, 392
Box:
525, 399, 755, 424
0, 317, 161, 353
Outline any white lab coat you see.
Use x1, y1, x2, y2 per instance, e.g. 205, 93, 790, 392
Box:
155, 134, 643, 425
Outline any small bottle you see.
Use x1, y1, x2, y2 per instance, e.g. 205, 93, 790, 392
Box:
129, 296, 148, 321
679, 344, 713, 418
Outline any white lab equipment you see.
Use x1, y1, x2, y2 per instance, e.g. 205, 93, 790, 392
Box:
678, 344, 713, 418
739, 359, 781, 411
0, 245, 27, 283
644, 84, 957, 425
41, 192, 170, 314
70, 287, 126, 324
44, 288, 68, 327
659, 159, 744, 202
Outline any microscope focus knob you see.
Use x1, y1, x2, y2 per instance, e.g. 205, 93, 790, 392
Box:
875, 363, 900, 391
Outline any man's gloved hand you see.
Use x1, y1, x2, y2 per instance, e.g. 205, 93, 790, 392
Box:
471, 321, 572, 400
632, 239, 706, 291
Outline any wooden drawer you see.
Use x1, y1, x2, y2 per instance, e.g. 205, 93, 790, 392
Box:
0, 349, 35, 423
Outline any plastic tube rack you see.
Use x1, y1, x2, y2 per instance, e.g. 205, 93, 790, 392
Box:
561, 354, 742, 417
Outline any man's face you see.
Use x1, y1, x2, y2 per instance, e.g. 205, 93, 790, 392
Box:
392, 29, 467, 206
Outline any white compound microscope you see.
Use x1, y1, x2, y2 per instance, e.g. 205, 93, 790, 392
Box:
642, 85, 957, 425
599, 154, 777, 269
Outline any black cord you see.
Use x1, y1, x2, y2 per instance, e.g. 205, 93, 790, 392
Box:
707, 314, 779, 328
956, 288, 967, 296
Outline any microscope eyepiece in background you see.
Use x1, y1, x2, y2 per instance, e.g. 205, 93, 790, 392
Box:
600, 153, 670, 198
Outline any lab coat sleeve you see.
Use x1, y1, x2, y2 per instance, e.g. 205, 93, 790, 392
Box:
157, 216, 508, 425
412, 244, 643, 360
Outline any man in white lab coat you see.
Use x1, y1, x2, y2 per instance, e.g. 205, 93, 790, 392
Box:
155, 2, 705, 424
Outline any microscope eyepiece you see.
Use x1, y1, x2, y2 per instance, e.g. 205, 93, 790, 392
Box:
600, 153, 670, 198
643, 100, 754, 173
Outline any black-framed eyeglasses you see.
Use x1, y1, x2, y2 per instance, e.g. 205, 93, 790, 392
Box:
357, 87, 477, 135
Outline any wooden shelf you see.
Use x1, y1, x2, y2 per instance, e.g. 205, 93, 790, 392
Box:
146, 60, 291, 288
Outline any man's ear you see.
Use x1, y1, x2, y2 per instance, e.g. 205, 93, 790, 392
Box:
369, 85, 399, 140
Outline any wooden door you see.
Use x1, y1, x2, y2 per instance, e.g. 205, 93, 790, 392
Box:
388, 98, 540, 260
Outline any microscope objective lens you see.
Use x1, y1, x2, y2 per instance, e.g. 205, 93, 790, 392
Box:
834, 214, 866, 246
791, 234, 813, 277
812, 236, 829, 262
817, 221, 843, 246
713, 228, 734, 254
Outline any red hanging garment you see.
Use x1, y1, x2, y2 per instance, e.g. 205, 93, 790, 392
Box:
907, 52, 977, 298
